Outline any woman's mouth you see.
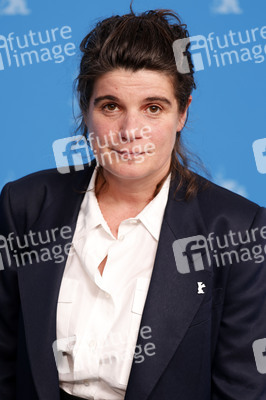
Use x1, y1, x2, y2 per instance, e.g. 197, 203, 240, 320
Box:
112, 149, 144, 157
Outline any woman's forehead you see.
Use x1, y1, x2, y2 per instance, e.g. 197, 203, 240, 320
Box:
92, 68, 176, 98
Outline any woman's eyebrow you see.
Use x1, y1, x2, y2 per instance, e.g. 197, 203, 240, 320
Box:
144, 97, 172, 106
93, 95, 172, 106
94, 95, 119, 105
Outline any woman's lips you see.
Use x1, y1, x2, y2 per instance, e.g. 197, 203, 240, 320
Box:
112, 149, 144, 155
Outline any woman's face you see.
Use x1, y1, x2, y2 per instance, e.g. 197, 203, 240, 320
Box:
85, 68, 190, 183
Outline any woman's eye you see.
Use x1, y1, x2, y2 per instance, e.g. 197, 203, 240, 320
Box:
147, 105, 161, 114
103, 103, 118, 112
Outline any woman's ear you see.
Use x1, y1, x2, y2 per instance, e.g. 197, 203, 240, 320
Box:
176, 95, 192, 132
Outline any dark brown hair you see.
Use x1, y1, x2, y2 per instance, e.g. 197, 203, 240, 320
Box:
75, 6, 208, 200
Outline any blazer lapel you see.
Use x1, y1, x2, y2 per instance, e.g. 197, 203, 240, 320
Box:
125, 181, 212, 400
17, 165, 95, 399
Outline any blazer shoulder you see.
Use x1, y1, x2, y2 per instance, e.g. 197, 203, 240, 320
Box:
2, 163, 95, 198
4, 165, 84, 188
194, 174, 262, 228
0, 164, 95, 228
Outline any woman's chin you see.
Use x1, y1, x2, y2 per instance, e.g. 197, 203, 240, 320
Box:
100, 160, 153, 181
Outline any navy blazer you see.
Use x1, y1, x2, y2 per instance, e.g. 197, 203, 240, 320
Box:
0, 162, 266, 400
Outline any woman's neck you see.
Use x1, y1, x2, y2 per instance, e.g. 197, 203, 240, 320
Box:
95, 165, 170, 208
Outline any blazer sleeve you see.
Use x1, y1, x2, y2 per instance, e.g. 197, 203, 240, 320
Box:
0, 183, 21, 400
212, 206, 266, 399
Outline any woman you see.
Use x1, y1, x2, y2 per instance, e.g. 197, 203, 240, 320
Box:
0, 7, 266, 400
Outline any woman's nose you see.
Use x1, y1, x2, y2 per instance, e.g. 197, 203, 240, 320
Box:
119, 114, 142, 142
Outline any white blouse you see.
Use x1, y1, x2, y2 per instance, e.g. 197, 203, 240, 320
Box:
56, 168, 170, 400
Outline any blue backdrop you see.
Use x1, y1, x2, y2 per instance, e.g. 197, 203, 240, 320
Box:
0, 0, 265, 205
